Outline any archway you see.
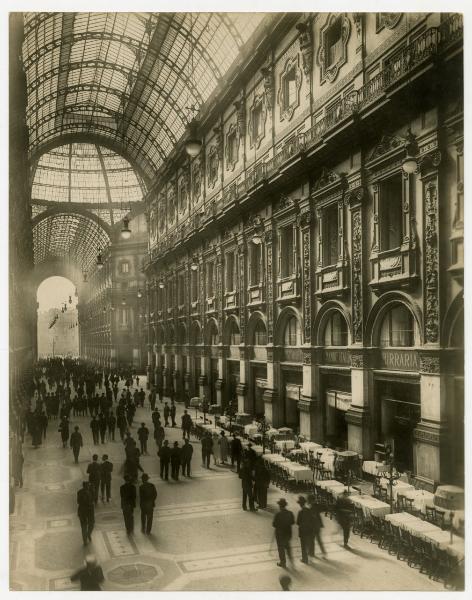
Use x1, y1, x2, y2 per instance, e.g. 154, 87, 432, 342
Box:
36, 276, 79, 358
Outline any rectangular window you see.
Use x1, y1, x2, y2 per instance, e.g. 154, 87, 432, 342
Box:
284, 68, 297, 109
280, 226, 294, 278
121, 261, 129, 274
178, 274, 185, 306
253, 102, 263, 140
120, 308, 128, 326
323, 205, 339, 266
250, 243, 262, 285
380, 176, 403, 251
227, 131, 237, 166
191, 271, 198, 303
327, 18, 342, 66
207, 262, 214, 297
225, 252, 235, 291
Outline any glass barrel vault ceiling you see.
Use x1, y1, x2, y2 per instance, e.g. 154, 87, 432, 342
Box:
23, 12, 268, 179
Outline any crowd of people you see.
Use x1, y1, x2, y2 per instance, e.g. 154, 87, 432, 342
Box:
10, 357, 354, 591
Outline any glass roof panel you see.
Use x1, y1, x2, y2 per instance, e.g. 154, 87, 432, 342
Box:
23, 12, 269, 178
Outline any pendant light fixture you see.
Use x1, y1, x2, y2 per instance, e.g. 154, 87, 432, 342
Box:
190, 255, 199, 271
69, 295, 72, 304
402, 127, 419, 175
184, 13, 202, 158
74, 287, 78, 297
121, 297, 126, 306
121, 215, 132, 240
137, 288, 143, 299
96, 248, 104, 270
158, 279, 165, 289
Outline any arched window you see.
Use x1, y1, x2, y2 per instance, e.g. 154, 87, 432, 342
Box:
379, 304, 416, 347
254, 320, 267, 346
167, 325, 175, 345
323, 311, 348, 346
177, 323, 187, 345
229, 320, 241, 346
191, 322, 202, 345
208, 321, 219, 347
284, 315, 300, 347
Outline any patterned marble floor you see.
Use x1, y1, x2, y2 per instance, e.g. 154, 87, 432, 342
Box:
10, 378, 444, 591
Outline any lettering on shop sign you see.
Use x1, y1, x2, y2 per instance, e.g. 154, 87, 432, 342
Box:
380, 350, 419, 371
323, 349, 351, 365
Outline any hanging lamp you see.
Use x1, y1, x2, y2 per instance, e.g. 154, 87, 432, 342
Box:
137, 289, 143, 299
184, 14, 202, 157
96, 248, 104, 270
121, 215, 132, 240
402, 128, 419, 174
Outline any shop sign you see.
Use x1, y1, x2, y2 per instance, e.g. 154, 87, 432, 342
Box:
380, 349, 419, 371
323, 349, 351, 366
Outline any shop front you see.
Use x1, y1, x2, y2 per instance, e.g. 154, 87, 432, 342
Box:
281, 366, 303, 432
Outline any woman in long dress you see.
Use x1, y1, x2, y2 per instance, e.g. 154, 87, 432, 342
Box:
219, 431, 229, 464
212, 432, 220, 465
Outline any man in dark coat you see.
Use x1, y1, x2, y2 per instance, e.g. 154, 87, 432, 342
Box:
158, 440, 171, 480
87, 454, 101, 505
70, 425, 83, 464
181, 410, 192, 440
120, 475, 136, 535
98, 412, 107, 444
336, 490, 354, 548
137, 423, 150, 455
100, 454, 113, 502
307, 494, 326, 556
76, 481, 95, 545
117, 411, 127, 441
107, 411, 116, 441
139, 473, 157, 534
239, 459, 256, 511
58, 416, 70, 448
154, 424, 165, 451
149, 388, 156, 411
90, 416, 100, 445
138, 388, 145, 408
170, 401, 177, 427
170, 441, 181, 480
163, 402, 170, 427
296, 496, 314, 564
152, 408, 161, 428
230, 433, 243, 473
201, 431, 213, 469
71, 555, 104, 591
273, 498, 295, 568
254, 457, 271, 509
180, 438, 193, 477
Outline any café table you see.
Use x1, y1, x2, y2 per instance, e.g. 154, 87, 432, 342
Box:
300, 441, 323, 453
316, 449, 337, 472
379, 478, 415, 500
350, 495, 391, 518
387, 513, 441, 538
263, 453, 287, 464
362, 460, 385, 476
282, 462, 314, 482
317, 479, 342, 490
400, 488, 435, 514
274, 439, 296, 451
244, 424, 259, 436
446, 539, 465, 561
385, 512, 419, 526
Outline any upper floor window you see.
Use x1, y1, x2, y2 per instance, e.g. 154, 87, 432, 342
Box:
191, 270, 198, 303
317, 13, 351, 85
208, 322, 219, 347
225, 125, 239, 171
191, 322, 202, 345
225, 251, 235, 292
379, 175, 403, 251
120, 261, 130, 274
249, 94, 266, 149
206, 261, 214, 297
279, 225, 295, 278
120, 307, 129, 326
323, 204, 339, 266
249, 242, 262, 285
278, 56, 302, 121
178, 274, 185, 306
208, 147, 219, 188
379, 304, 416, 347
254, 320, 268, 346
179, 177, 188, 213
327, 17, 343, 66
284, 315, 300, 346
323, 311, 348, 346
229, 320, 241, 346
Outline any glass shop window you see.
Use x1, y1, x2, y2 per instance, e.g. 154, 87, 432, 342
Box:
324, 311, 348, 346
254, 321, 268, 346
284, 315, 300, 347
379, 304, 415, 347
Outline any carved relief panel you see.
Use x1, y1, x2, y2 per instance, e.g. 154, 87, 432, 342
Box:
317, 13, 351, 85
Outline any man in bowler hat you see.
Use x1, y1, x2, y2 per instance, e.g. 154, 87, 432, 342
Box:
272, 498, 295, 568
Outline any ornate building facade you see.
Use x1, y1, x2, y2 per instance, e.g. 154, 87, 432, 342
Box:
143, 12, 463, 487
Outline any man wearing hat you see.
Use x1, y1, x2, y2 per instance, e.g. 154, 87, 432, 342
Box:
336, 489, 354, 548
76, 481, 95, 545
272, 498, 295, 568
120, 475, 137, 535
139, 473, 157, 534
70, 554, 104, 591
307, 494, 326, 557
296, 496, 314, 564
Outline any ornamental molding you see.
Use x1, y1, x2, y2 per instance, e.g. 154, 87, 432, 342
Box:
317, 13, 351, 86
207, 145, 220, 190
367, 133, 405, 167
418, 352, 441, 374
260, 66, 273, 110
192, 160, 202, 199
351, 208, 363, 343
413, 422, 448, 447
424, 179, 440, 343
248, 93, 268, 150
277, 54, 302, 123
233, 99, 246, 137
376, 13, 403, 33
312, 167, 347, 203
224, 122, 240, 172
350, 350, 366, 368
296, 20, 313, 78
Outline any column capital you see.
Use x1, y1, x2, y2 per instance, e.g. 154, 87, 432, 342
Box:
413, 420, 448, 447
297, 395, 319, 413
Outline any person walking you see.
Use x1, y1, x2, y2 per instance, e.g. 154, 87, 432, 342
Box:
71, 555, 104, 591
181, 410, 192, 440
139, 473, 157, 534
239, 459, 256, 511
149, 388, 156, 412
117, 411, 127, 441
170, 401, 177, 427
296, 496, 314, 564
230, 433, 243, 473
100, 454, 113, 502
154, 424, 165, 451
90, 416, 100, 445
40, 411, 48, 440
163, 402, 170, 427
98, 412, 107, 444
212, 432, 220, 466
76, 481, 95, 545
336, 490, 354, 548
151, 408, 161, 429
107, 411, 116, 442
58, 415, 70, 448
120, 475, 136, 535
170, 441, 181, 481
137, 423, 149, 455
181, 438, 193, 477
218, 431, 229, 464
158, 439, 171, 480
70, 425, 83, 464
307, 494, 326, 557
254, 457, 271, 509
201, 431, 213, 469
86, 454, 101, 506
273, 498, 295, 568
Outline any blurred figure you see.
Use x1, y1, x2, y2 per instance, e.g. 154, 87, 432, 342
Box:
170, 441, 181, 480
70, 425, 83, 464
71, 555, 104, 591
279, 574, 292, 591
76, 481, 95, 545
307, 494, 326, 557
336, 490, 354, 548
139, 473, 157, 534
273, 498, 295, 568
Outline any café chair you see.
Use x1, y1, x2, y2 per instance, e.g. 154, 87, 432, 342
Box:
418, 539, 435, 578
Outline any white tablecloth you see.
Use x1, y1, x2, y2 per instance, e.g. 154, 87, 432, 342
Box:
244, 424, 259, 436
282, 463, 314, 482
300, 441, 323, 453
317, 479, 343, 491
274, 440, 295, 451
350, 495, 391, 518
362, 460, 385, 476
379, 479, 414, 500
317, 449, 337, 472
263, 453, 287, 464
400, 489, 435, 514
